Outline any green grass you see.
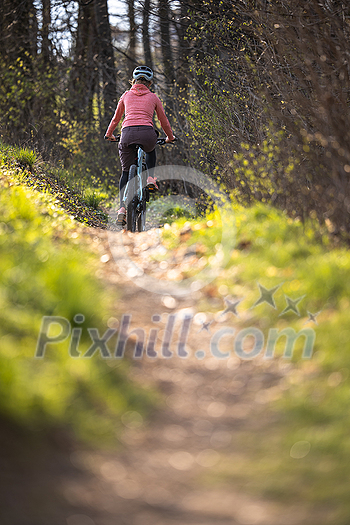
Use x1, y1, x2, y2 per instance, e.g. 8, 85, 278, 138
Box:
82, 188, 109, 209
163, 202, 350, 523
0, 166, 153, 445
0, 141, 112, 228
15, 147, 38, 170
0, 142, 38, 171
147, 194, 198, 226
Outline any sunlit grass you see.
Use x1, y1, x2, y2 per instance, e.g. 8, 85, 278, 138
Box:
165, 201, 350, 523
0, 142, 38, 171
0, 141, 113, 228
82, 188, 109, 209
147, 194, 198, 226
0, 169, 154, 444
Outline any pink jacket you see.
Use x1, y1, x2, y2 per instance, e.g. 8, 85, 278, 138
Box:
105, 84, 175, 141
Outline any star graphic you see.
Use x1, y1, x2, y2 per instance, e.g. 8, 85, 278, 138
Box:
279, 294, 306, 316
251, 283, 281, 309
198, 321, 212, 333
221, 297, 244, 317
304, 310, 321, 325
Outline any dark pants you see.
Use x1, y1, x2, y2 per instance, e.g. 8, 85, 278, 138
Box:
118, 125, 158, 206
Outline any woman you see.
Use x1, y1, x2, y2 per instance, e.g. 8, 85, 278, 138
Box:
104, 65, 175, 225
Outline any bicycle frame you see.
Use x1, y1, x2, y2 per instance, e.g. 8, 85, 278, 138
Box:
122, 145, 145, 214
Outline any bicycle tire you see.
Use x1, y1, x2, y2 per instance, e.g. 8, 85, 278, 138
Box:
126, 165, 137, 232
127, 198, 137, 232
137, 196, 146, 232
137, 169, 149, 231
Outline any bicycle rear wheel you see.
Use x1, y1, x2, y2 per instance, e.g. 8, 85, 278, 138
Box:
127, 199, 137, 232
136, 171, 148, 232
137, 196, 146, 232
126, 165, 137, 232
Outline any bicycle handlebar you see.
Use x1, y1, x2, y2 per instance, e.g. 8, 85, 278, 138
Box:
104, 134, 120, 142
104, 135, 178, 145
156, 137, 178, 145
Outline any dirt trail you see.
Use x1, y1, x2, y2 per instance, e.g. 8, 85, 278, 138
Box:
55, 227, 310, 525
2, 226, 312, 525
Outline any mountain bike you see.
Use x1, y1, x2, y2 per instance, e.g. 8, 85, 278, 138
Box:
125, 139, 166, 232
108, 136, 174, 232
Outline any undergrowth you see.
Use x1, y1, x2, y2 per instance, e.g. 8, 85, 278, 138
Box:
162, 203, 350, 524
0, 141, 114, 228
0, 166, 153, 445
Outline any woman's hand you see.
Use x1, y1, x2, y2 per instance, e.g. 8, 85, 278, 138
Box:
104, 135, 118, 141
165, 136, 177, 143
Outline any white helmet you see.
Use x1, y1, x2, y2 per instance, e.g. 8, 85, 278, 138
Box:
133, 66, 153, 82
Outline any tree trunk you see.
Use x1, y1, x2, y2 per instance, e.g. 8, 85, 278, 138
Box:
159, 0, 175, 84
127, 0, 136, 78
41, 0, 51, 64
94, 0, 117, 128
0, 0, 37, 141
0, 0, 37, 64
176, 0, 190, 95
142, 0, 153, 69
158, 0, 175, 112
70, 1, 99, 124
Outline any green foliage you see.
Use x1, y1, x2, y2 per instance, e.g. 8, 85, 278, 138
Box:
82, 188, 109, 209
184, 0, 350, 238
57, 123, 120, 205
0, 52, 118, 187
14, 147, 37, 171
0, 142, 38, 170
0, 54, 60, 146
148, 195, 198, 226
163, 205, 194, 220
164, 202, 347, 313
0, 141, 112, 228
0, 167, 153, 444
165, 203, 350, 521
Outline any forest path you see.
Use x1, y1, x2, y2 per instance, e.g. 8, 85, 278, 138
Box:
53, 226, 310, 525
